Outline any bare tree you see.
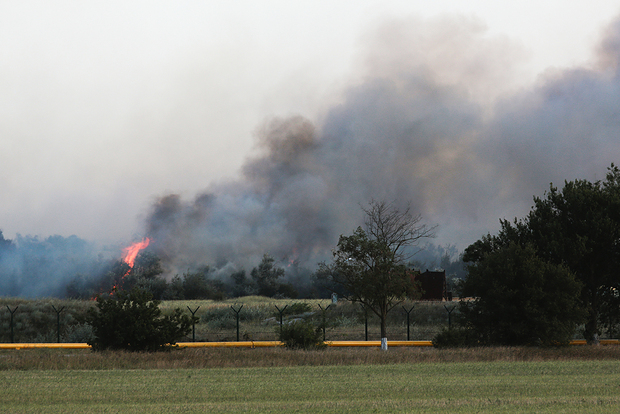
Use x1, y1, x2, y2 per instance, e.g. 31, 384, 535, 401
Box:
317, 200, 436, 349
362, 200, 437, 263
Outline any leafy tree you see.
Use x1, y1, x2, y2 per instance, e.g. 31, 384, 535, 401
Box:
86, 287, 195, 351
122, 251, 161, 279
525, 167, 620, 341
65, 274, 94, 299
279, 320, 326, 350
463, 165, 620, 342
251, 254, 286, 297
599, 286, 620, 338
162, 275, 185, 300
64, 259, 130, 299
229, 269, 255, 297
182, 269, 225, 300
459, 242, 585, 346
119, 252, 168, 299
317, 200, 435, 342
181, 270, 212, 299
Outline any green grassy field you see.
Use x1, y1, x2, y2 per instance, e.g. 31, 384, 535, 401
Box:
1, 349, 620, 413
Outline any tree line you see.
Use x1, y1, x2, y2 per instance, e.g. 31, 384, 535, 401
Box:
38, 163, 620, 351
0, 229, 462, 300
314, 166, 620, 348
450, 164, 620, 345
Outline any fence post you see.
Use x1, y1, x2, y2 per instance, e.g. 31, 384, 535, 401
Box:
318, 304, 331, 341
6, 306, 18, 343
51, 305, 65, 343
274, 305, 288, 338
230, 305, 243, 342
187, 306, 200, 342
402, 305, 415, 341
444, 304, 456, 329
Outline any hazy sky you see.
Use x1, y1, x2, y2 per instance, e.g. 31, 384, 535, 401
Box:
2, 1, 620, 249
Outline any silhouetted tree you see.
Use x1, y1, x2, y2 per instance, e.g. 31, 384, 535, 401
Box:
251, 254, 285, 297
459, 242, 585, 345
230, 269, 255, 297
87, 287, 195, 352
463, 164, 620, 342
317, 200, 435, 342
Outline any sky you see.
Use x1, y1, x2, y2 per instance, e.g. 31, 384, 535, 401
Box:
2, 1, 620, 264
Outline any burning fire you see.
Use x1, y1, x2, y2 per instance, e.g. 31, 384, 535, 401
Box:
287, 247, 299, 267
123, 237, 150, 268
92, 237, 152, 298
112, 237, 150, 293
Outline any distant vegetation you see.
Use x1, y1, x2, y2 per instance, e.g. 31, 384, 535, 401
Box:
0, 229, 463, 301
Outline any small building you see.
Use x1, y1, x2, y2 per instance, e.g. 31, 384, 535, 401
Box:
412, 269, 450, 301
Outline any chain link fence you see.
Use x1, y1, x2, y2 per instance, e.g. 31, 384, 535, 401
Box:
0, 298, 602, 343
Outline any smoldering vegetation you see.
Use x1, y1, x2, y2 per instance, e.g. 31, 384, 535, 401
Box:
0, 228, 461, 299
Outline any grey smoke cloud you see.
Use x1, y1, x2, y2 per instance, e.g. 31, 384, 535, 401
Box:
144, 14, 620, 274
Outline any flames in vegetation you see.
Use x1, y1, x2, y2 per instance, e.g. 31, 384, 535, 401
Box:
123, 238, 150, 269
111, 238, 151, 293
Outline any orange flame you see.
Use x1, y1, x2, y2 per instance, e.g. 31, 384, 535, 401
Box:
287, 247, 298, 267
92, 238, 152, 298
122, 237, 150, 268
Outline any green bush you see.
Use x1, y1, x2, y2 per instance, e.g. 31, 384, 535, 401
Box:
278, 320, 326, 350
207, 315, 237, 330
432, 327, 480, 348
86, 288, 196, 352
62, 323, 95, 343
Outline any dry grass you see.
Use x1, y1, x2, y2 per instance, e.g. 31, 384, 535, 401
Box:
2, 345, 620, 371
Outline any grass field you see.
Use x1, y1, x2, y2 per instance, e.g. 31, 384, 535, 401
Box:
2, 347, 620, 413
2, 360, 620, 413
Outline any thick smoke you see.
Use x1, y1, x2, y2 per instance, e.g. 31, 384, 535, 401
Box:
145, 14, 620, 275
0, 232, 114, 298
146, 117, 342, 273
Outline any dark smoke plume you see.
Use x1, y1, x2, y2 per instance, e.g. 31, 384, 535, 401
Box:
145, 14, 620, 276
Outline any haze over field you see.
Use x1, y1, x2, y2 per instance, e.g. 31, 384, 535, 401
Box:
3, 2, 620, 280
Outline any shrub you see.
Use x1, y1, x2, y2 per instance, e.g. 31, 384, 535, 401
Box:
87, 288, 195, 352
279, 320, 326, 350
207, 315, 237, 330
62, 323, 95, 343
432, 327, 480, 348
